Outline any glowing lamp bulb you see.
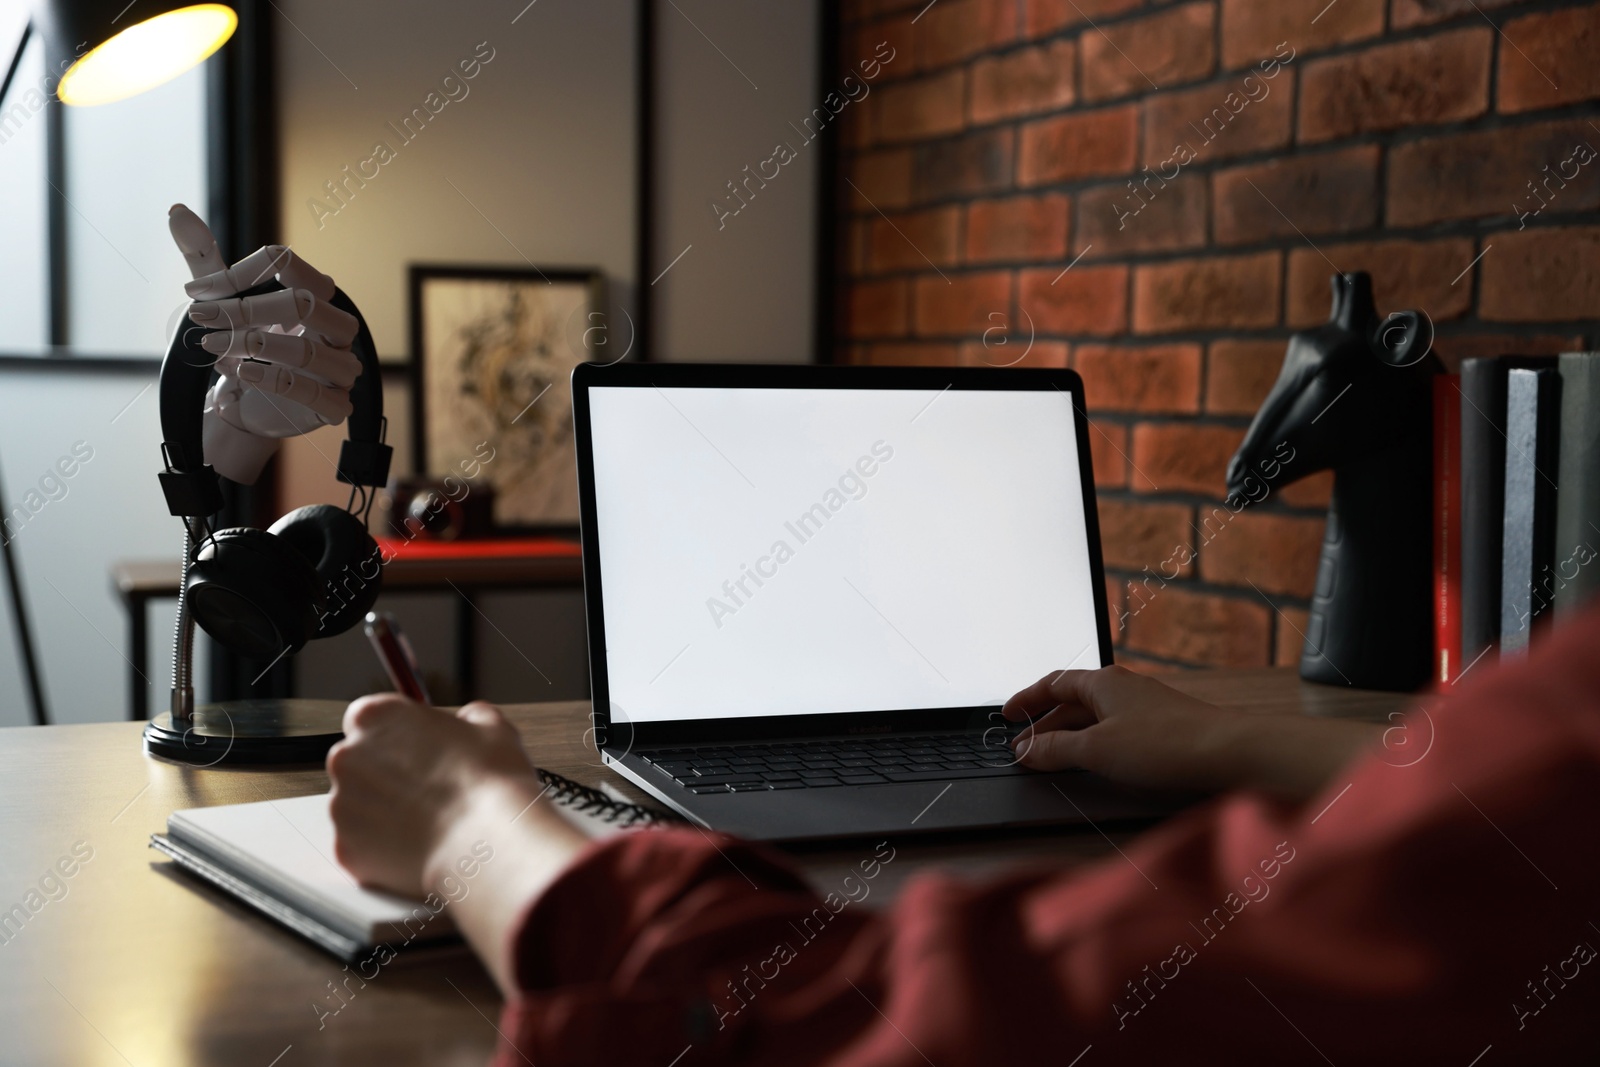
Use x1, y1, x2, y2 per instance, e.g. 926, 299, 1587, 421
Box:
57, 4, 237, 107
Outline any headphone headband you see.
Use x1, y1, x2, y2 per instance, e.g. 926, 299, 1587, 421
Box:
157, 282, 392, 518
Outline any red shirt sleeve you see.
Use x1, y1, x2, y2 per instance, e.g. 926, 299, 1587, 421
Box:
492, 607, 1600, 1066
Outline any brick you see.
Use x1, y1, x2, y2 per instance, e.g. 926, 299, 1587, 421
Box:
1274, 607, 1311, 666
862, 0, 927, 14
1199, 510, 1325, 598
958, 339, 1070, 368
1221, 0, 1384, 69
1106, 577, 1127, 641
1388, 120, 1600, 227
1088, 420, 1130, 488
851, 16, 917, 84
913, 271, 1014, 335
1479, 226, 1600, 323
970, 39, 1076, 124
917, 0, 1017, 70
1205, 339, 1285, 415
1123, 585, 1272, 667
844, 218, 871, 277
913, 128, 1015, 201
1074, 344, 1203, 413
1299, 28, 1491, 144
1098, 500, 1196, 574
838, 100, 871, 152
1025, 0, 1141, 38
1499, 5, 1600, 113
1018, 106, 1139, 186
1132, 252, 1282, 334
1428, 332, 1587, 371
1285, 239, 1477, 328
1213, 146, 1379, 246
1141, 75, 1293, 168
848, 148, 914, 212
843, 279, 909, 337
1019, 265, 1130, 335
1115, 651, 1190, 674
870, 69, 966, 143
965, 194, 1071, 263
863, 342, 961, 366
1131, 424, 1247, 496
1075, 173, 1208, 259
1391, 0, 1529, 31
1081, 3, 1216, 103
869, 206, 962, 272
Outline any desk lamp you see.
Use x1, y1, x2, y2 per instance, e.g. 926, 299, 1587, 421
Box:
0, 4, 236, 728
21, 3, 393, 763
32, 1, 237, 105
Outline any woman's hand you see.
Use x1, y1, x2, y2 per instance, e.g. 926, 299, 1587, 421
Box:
327, 696, 590, 994
326, 696, 539, 896
1002, 666, 1250, 792
1002, 665, 1383, 802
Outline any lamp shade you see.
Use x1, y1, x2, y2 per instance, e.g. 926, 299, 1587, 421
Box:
32, 0, 236, 105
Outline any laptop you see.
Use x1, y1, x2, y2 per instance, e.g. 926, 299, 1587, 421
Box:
571, 362, 1179, 842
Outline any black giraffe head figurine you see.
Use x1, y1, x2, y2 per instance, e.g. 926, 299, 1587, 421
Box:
1226, 272, 1443, 691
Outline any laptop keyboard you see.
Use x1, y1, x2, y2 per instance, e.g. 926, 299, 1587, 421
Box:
639, 732, 1036, 794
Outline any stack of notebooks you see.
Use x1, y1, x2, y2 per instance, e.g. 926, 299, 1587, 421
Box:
150, 769, 679, 961
1433, 352, 1600, 686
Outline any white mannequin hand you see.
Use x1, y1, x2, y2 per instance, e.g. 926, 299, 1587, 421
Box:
168, 203, 363, 484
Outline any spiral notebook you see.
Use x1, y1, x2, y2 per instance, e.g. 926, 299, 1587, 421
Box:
150, 769, 678, 961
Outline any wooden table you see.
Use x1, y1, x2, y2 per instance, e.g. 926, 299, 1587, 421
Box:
111, 539, 583, 720
0, 669, 1411, 1066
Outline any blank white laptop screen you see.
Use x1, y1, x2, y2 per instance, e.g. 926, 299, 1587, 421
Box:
587, 386, 1102, 724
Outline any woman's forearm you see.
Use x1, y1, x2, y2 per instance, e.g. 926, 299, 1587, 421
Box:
423, 778, 590, 996
1209, 713, 1384, 802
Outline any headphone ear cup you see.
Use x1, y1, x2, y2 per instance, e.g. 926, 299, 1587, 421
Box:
268, 504, 382, 638
186, 527, 321, 660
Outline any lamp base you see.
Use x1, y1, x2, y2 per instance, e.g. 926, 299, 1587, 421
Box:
143, 698, 346, 765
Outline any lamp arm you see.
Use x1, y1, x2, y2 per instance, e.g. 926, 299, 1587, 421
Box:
0, 21, 31, 112
171, 522, 198, 720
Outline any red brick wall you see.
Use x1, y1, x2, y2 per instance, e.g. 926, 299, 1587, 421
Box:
834, 0, 1600, 672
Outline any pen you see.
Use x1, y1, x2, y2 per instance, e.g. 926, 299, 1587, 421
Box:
363, 611, 432, 704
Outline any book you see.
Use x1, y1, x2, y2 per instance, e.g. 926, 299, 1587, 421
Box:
1554, 352, 1600, 614
151, 769, 678, 961
1499, 367, 1562, 658
1459, 356, 1556, 666
1433, 374, 1462, 687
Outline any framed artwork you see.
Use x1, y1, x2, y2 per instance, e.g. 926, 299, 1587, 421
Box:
409, 264, 605, 534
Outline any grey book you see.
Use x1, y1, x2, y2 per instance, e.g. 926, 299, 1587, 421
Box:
1554, 352, 1600, 613
1499, 367, 1562, 657
1461, 356, 1555, 663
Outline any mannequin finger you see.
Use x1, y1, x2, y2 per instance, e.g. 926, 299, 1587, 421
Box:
189, 290, 301, 331
275, 252, 337, 302
198, 330, 252, 360
184, 245, 337, 302
202, 329, 360, 388
168, 204, 225, 279
295, 291, 359, 347
189, 289, 358, 348
237, 360, 354, 423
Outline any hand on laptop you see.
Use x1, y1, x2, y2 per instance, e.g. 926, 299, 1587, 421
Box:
1002, 665, 1383, 802
327, 695, 589, 994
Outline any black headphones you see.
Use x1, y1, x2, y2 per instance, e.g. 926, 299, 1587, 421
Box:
157, 280, 393, 662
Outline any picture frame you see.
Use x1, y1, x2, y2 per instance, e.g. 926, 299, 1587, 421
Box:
408, 264, 606, 536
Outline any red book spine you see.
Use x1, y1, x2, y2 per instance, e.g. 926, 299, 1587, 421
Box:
1433, 374, 1463, 688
